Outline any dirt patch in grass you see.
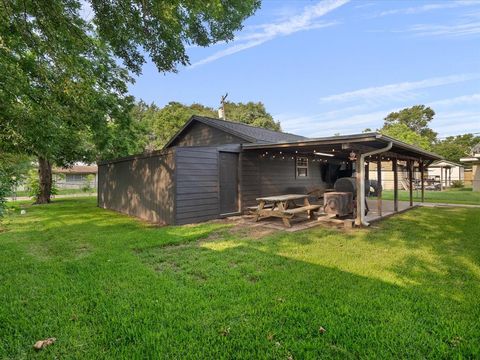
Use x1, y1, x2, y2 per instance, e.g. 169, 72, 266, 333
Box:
203, 218, 278, 243
154, 259, 181, 273
74, 244, 91, 259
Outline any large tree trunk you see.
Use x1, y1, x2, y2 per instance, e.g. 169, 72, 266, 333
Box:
36, 156, 52, 204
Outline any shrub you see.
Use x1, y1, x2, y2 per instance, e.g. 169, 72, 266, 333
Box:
81, 174, 95, 193
451, 180, 464, 188
26, 170, 59, 201
0, 154, 31, 217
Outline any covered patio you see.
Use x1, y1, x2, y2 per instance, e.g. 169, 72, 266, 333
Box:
242, 132, 442, 227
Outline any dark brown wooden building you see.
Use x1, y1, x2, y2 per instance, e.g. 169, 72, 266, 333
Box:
98, 115, 441, 225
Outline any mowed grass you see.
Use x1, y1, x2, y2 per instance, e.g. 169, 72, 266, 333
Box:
0, 198, 479, 359
9, 188, 94, 197
382, 187, 480, 205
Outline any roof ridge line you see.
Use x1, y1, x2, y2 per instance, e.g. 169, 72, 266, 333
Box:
193, 115, 306, 138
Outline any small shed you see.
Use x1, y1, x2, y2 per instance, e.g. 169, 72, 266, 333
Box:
427, 160, 464, 189
461, 143, 480, 191
98, 115, 441, 225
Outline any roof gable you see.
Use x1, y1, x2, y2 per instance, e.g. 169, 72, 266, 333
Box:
164, 115, 305, 148
430, 160, 463, 168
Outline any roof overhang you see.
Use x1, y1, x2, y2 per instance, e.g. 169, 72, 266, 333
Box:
429, 160, 464, 168
460, 157, 480, 163
242, 132, 442, 161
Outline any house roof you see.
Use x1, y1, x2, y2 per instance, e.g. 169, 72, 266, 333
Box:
242, 132, 442, 161
164, 115, 306, 148
53, 165, 98, 174
429, 160, 464, 168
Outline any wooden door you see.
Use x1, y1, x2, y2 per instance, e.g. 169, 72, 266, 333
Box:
219, 152, 239, 214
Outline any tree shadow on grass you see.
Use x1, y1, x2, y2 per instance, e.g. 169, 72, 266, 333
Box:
363, 208, 480, 293
1, 201, 479, 358
132, 242, 479, 359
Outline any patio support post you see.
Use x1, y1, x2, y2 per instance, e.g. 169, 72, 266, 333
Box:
440, 165, 444, 191
356, 141, 392, 227
408, 160, 413, 207
420, 161, 425, 203
393, 158, 398, 212
377, 157, 382, 216
449, 167, 452, 187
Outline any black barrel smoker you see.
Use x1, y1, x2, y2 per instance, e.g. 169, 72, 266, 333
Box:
323, 177, 370, 217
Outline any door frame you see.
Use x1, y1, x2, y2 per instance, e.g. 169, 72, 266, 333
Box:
218, 150, 240, 216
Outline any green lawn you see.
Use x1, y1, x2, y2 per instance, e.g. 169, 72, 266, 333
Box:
381, 187, 480, 205
10, 188, 94, 197
1, 198, 479, 358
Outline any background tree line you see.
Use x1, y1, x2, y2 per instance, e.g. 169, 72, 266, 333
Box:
0, 0, 260, 209
366, 105, 479, 164
130, 100, 280, 151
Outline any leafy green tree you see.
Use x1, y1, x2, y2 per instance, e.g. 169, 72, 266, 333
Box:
0, 154, 32, 216
379, 105, 438, 150
146, 102, 216, 149
1, 0, 259, 203
380, 123, 433, 150
132, 101, 280, 150
82, 174, 96, 194
223, 101, 280, 131
89, 0, 260, 74
384, 105, 437, 144
432, 134, 480, 163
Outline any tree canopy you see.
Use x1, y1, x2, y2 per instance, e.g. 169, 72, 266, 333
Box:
381, 123, 433, 151
384, 105, 437, 144
90, 0, 260, 74
432, 134, 480, 163
0, 0, 259, 203
131, 100, 280, 150
379, 105, 437, 150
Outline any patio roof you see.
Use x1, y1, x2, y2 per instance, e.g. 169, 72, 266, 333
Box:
242, 132, 442, 162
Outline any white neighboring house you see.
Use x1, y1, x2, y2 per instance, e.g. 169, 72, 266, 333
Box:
427, 160, 464, 188
53, 163, 98, 189
461, 143, 480, 192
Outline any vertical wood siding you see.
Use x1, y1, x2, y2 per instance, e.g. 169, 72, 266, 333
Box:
98, 151, 175, 224
240, 152, 327, 209
175, 147, 220, 224
169, 122, 245, 147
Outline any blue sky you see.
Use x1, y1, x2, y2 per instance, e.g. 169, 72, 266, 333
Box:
129, 0, 480, 138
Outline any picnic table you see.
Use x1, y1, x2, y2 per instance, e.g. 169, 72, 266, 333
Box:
254, 194, 321, 228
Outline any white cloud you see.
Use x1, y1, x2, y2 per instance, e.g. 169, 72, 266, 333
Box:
280, 106, 480, 138
405, 21, 480, 37
428, 93, 480, 107
278, 91, 480, 137
277, 107, 391, 137
432, 110, 480, 135
319, 73, 480, 103
190, 0, 349, 68
375, 0, 479, 17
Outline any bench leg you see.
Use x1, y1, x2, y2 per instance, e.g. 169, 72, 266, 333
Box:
255, 201, 265, 222
282, 217, 291, 228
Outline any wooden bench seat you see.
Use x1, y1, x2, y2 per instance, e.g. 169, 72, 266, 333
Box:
283, 205, 321, 215
247, 204, 274, 212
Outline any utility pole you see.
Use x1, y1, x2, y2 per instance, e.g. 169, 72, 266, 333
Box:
218, 93, 228, 119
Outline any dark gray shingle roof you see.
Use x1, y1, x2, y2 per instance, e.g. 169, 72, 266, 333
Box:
193, 115, 306, 143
